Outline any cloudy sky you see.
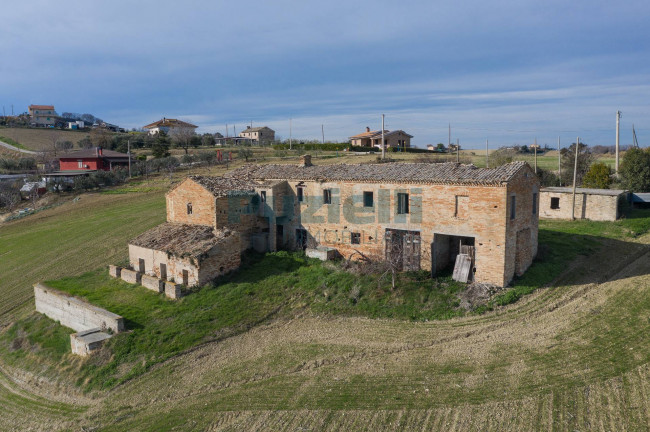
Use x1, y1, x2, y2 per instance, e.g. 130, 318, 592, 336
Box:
2, 0, 649, 148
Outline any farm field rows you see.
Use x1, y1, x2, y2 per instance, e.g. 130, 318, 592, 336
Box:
0, 163, 647, 431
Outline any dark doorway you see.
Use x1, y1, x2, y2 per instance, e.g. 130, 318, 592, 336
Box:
385, 229, 421, 271
276, 224, 284, 250
431, 234, 475, 277
160, 263, 167, 280
182, 269, 189, 286
296, 228, 307, 250
138, 258, 145, 273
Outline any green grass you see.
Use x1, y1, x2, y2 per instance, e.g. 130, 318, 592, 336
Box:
0, 134, 27, 150
0, 191, 166, 324
0, 251, 467, 390
493, 208, 650, 307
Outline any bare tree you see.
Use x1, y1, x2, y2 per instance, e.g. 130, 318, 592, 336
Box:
0, 184, 21, 212
170, 126, 196, 154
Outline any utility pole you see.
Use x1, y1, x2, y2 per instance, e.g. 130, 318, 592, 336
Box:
615, 110, 621, 175
558, 136, 561, 186
225, 124, 228, 138
448, 123, 451, 150
456, 138, 460, 163
571, 137, 580, 220
127, 139, 132, 178
321, 124, 325, 144
485, 139, 489, 168
289, 118, 292, 150
381, 114, 385, 160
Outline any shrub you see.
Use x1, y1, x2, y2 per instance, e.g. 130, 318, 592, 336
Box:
582, 162, 612, 189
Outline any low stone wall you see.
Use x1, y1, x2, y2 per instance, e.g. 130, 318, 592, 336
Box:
164, 281, 182, 300
141, 274, 163, 293
34, 283, 124, 333
108, 265, 121, 278
70, 328, 113, 356
120, 268, 141, 285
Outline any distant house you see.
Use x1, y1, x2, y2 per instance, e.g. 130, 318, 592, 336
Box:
143, 117, 198, 136
67, 121, 85, 130
58, 147, 132, 172
349, 127, 412, 149
28, 105, 58, 127
239, 126, 275, 144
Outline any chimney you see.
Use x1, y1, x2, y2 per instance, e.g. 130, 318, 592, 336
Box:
300, 154, 312, 167
366, 126, 370, 132
96, 147, 102, 156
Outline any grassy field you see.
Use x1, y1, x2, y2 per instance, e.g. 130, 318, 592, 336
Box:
0, 127, 95, 151
0, 160, 648, 430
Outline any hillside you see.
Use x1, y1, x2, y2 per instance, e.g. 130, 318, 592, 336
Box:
0, 160, 649, 431
0, 127, 96, 151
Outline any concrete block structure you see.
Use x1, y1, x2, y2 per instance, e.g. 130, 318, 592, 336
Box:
164, 281, 182, 299
306, 247, 339, 261
34, 283, 124, 355
141, 274, 164, 293
108, 265, 121, 278
120, 268, 142, 285
34, 283, 124, 332
70, 329, 113, 356
540, 187, 628, 221
128, 156, 539, 287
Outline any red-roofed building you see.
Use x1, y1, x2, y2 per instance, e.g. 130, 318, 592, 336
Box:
143, 117, 198, 135
350, 126, 412, 149
58, 147, 132, 172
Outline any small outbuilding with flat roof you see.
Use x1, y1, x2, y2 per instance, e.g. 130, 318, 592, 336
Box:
539, 187, 628, 221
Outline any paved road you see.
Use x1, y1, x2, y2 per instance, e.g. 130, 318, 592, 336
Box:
0, 140, 39, 155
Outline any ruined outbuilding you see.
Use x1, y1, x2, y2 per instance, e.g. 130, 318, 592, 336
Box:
128, 156, 539, 287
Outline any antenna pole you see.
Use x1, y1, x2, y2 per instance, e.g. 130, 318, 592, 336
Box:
289, 118, 292, 150
615, 110, 621, 175
558, 136, 561, 186
485, 138, 490, 168
571, 137, 580, 220
127, 140, 131, 178
381, 114, 385, 160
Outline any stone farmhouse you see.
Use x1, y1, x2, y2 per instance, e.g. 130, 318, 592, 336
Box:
239, 126, 275, 145
129, 156, 539, 288
350, 127, 413, 149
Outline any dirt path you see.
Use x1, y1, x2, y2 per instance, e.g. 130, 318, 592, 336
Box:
0, 140, 39, 155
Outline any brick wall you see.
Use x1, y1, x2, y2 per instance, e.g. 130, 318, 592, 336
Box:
261, 177, 531, 286
166, 178, 216, 226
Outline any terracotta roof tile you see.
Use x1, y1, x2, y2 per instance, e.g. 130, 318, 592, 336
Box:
225, 161, 528, 186
130, 223, 234, 258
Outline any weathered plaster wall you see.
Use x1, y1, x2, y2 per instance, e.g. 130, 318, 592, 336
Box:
540, 191, 625, 221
